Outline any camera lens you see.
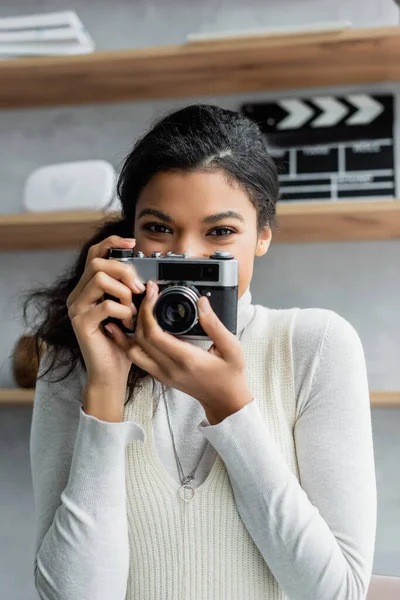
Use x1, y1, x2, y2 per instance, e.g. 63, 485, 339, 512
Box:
165, 302, 187, 323
154, 286, 200, 335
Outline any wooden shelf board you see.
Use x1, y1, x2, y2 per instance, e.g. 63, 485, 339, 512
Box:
370, 391, 400, 408
1, 26, 400, 108
0, 200, 400, 250
1, 388, 399, 407
0, 209, 115, 251
273, 199, 400, 243
0, 388, 35, 405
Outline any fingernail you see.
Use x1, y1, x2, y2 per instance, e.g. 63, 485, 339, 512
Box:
147, 280, 157, 298
104, 324, 114, 335
124, 238, 136, 244
198, 296, 210, 313
135, 278, 146, 292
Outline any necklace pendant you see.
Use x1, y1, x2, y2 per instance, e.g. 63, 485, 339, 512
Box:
182, 474, 195, 485
179, 483, 196, 502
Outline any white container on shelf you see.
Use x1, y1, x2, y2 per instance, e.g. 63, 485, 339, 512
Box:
23, 160, 119, 213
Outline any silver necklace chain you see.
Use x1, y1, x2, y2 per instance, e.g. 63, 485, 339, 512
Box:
159, 326, 247, 503
159, 324, 247, 599
161, 382, 209, 497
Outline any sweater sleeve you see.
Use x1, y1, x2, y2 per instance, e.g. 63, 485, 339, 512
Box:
198, 309, 377, 600
30, 352, 145, 600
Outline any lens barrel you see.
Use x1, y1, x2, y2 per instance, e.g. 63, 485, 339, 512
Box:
154, 285, 200, 335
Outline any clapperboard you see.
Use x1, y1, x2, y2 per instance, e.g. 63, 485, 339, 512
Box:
240, 94, 395, 202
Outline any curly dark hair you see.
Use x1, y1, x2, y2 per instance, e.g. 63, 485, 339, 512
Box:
21, 103, 280, 407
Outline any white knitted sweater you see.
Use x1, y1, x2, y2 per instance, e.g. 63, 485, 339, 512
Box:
123, 305, 299, 600
31, 289, 377, 600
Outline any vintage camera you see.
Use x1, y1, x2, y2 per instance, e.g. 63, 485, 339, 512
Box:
102, 249, 238, 340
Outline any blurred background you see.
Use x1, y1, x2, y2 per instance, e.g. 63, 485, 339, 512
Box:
0, 1, 400, 598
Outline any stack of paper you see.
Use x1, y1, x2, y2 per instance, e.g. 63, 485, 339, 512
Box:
0, 11, 95, 58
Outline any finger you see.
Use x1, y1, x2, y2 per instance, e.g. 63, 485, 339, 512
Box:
71, 256, 143, 305
134, 280, 159, 333
208, 343, 223, 358
67, 235, 135, 309
129, 344, 164, 381
67, 254, 145, 310
83, 271, 138, 329
85, 235, 136, 269
197, 296, 241, 362
136, 281, 195, 367
111, 329, 164, 380
79, 234, 136, 299
71, 299, 135, 336
103, 322, 131, 352
134, 281, 181, 369
69, 271, 137, 325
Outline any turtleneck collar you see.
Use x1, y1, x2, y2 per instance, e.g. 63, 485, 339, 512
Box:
236, 286, 255, 337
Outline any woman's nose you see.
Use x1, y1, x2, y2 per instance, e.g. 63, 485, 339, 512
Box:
172, 241, 208, 258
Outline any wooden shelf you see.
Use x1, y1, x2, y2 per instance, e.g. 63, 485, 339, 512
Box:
370, 392, 400, 408
0, 209, 112, 251
0, 200, 400, 250
1, 26, 400, 108
275, 199, 400, 243
1, 388, 399, 407
0, 388, 35, 405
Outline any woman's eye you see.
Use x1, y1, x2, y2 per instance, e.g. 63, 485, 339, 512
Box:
143, 223, 171, 234
208, 227, 236, 236
143, 224, 236, 236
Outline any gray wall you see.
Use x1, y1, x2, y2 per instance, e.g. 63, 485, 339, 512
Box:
0, 1, 399, 599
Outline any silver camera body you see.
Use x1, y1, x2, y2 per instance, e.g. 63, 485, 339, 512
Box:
104, 249, 239, 340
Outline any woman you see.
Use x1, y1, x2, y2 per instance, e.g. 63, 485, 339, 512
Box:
26, 104, 377, 600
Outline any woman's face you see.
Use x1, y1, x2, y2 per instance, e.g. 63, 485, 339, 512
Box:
133, 170, 272, 298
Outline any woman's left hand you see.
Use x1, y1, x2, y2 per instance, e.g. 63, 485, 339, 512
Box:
107, 280, 253, 424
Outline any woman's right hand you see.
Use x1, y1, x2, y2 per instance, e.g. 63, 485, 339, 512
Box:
66, 235, 146, 398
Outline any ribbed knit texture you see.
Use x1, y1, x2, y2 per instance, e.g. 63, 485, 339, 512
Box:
123, 304, 300, 600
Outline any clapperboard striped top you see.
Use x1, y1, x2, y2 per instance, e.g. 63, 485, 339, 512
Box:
241, 94, 395, 202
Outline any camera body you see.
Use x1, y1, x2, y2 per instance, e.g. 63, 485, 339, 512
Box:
103, 249, 238, 340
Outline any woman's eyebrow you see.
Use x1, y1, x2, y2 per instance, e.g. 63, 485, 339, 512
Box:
203, 211, 245, 224
137, 208, 172, 222
137, 208, 244, 224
